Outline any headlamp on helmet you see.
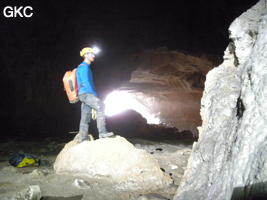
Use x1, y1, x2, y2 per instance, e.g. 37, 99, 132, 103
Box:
80, 46, 101, 57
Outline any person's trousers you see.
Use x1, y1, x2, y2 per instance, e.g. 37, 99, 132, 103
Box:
78, 93, 107, 140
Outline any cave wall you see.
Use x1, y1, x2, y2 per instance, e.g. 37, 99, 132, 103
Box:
174, 1, 267, 199
115, 49, 213, 135
0, 1, 259, 138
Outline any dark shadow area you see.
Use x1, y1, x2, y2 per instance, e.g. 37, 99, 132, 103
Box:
231, 181, 267, 200
0, 109, 195, 144
42, 195, 83, 200
105, 109, 195, 141
0, 0, 258, 140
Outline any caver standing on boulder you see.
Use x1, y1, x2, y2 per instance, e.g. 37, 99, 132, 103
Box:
76, 47, 114, 142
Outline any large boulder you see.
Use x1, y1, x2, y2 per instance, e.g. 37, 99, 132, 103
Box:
174, 1, 267, 200
54, 136, 172, 192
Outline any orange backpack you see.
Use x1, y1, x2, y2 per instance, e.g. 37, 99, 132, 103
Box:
63, 68, 79, 104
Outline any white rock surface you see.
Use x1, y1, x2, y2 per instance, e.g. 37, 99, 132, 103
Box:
54, 136, 172, 192
174, 1, 267, 200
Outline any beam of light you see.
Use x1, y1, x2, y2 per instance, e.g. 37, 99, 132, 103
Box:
104, 90, 160, 124
92, 46, 100, 54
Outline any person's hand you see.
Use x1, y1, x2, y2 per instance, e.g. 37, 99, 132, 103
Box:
92, 109, 97, 120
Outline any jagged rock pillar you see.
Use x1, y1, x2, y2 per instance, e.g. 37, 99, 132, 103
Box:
174, 1, 267, 200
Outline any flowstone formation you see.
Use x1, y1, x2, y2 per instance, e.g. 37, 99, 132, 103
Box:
54, 136, 172, 193
174, 1, 267, 200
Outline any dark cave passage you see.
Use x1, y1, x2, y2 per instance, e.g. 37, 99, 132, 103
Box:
1, 1, 265, 199
100, 109, 195, 141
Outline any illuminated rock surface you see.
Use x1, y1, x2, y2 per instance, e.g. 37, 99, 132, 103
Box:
107, 49, 213, 135
54, 136, 172, 192
0, 138, 191, 200
175, 1, 267, 199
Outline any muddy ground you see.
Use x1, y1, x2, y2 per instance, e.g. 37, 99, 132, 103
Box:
0, 136, 192, 200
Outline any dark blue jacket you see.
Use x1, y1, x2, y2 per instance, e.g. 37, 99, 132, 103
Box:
76, 62, 97, 96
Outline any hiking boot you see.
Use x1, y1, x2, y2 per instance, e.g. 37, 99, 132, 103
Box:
79, 136, 89, 143
74, 133, 89, 143
99, 132, 115, 139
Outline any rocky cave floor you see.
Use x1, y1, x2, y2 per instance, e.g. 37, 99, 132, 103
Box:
0, 135, 193, 200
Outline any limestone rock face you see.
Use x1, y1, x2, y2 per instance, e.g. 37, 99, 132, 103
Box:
111, 50, 213, 135
54, 136, 172, 192
174, 1, 267, 200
